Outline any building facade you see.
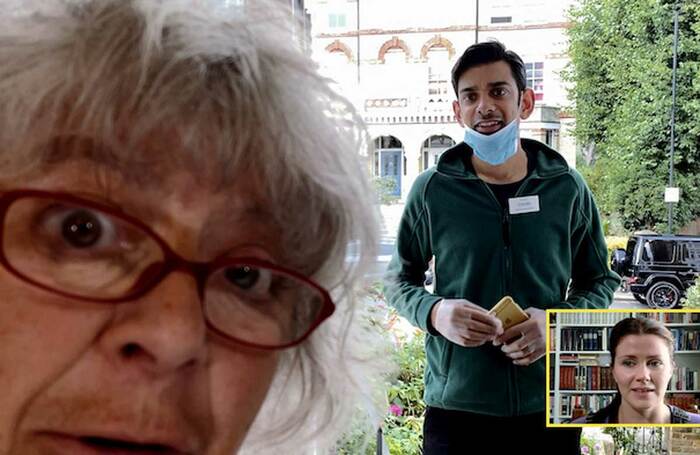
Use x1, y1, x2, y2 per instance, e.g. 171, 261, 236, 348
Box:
307, 0, 578, 199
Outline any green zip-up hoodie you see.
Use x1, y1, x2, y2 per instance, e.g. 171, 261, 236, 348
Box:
384, 139, 620, 416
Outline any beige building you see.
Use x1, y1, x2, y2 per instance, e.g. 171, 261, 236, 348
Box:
307, 0, 578, 199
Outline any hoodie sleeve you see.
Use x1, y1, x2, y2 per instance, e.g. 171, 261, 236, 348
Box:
383, 172, 442, 334
553, 173, 621, 309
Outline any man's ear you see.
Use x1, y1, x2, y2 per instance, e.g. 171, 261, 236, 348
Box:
452, 100, 465, 128
519, 88, 536, 120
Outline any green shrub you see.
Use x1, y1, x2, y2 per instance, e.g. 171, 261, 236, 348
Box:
682, 281, 700, 309
373, 176, 400, 205
580, 434, 605, 455
381, 327, 426, 454
334, 311, 426, 454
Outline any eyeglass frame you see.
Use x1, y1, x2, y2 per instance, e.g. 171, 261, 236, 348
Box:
0, 189, 335, 350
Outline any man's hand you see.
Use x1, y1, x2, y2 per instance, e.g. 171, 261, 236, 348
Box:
431, 299, 503, 347
493, 307, 546, 366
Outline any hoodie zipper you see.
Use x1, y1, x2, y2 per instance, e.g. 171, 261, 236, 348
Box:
481, 174, 539, 417
502, 210, 512, 294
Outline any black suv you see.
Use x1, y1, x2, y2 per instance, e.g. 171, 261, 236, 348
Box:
611, 234, 700, 308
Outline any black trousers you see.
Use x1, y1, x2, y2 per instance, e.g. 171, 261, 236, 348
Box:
422, 406, 582, 454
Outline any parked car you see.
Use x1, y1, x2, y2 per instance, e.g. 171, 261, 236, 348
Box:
610, 234, 700, 308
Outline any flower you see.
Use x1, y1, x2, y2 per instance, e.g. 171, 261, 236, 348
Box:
389, 404, 403, 416
581, 446, 589, 455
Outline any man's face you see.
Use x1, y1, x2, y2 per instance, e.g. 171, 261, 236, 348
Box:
0, 138, 284, 454
612, 334, 674, 419
452, 60, 534, 134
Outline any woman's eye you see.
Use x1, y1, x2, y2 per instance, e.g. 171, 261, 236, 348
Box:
622, 360, 636, 367
225, 266, 259, 289
224, 265, 273, 298
61, 209, 103, 248
38, 205, 118, 251
648, 360, 663, 368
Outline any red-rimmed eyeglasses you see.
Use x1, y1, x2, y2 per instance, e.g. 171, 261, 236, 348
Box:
0, 190, 335, 350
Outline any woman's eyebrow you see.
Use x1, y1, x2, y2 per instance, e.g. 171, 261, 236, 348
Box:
619, 354, 666, 360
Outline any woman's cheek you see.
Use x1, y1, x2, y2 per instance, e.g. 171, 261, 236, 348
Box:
0, 277, 113, 438
204, 346, 279, 451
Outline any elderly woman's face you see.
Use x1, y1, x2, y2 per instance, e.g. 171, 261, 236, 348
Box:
0, 150, 284, 454
612, 334, 674, 419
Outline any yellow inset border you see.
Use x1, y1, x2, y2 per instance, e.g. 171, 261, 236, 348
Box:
545, 308, 700, 428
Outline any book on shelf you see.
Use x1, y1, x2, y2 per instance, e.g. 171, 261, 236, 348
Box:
671, 366, 700, 391
549, 327, 555, 351
637, 312, 700, 324
550, 362, 554, 390
560, 394, 700, 419
559, 394, 614, 419
558, 312, 621, 325
560, 327, 604, 351
555, 311, 700, 326
666, 394, 700, 413
559, 365, 613, 390
558, 324, 698, 353
670, 328, 700, 351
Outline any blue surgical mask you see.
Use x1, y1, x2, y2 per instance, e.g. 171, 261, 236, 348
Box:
463, 119, 519, 166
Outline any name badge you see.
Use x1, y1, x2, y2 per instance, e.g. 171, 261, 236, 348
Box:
508, 195, 540, 215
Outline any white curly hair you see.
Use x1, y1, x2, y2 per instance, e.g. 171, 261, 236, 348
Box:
0, 0, 391, 453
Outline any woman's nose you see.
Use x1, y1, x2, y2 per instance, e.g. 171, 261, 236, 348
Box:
96, 271, 209, 376
634, 365, 652, 382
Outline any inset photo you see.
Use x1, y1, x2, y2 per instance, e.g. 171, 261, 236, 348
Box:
547, 310, 700, 426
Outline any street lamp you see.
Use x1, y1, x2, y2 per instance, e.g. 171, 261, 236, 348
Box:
475, 0, 480, 44
666, 1, 680, 234
356, 0, 360, 84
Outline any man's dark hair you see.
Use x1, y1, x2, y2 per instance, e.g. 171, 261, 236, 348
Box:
451, 40, 527, 97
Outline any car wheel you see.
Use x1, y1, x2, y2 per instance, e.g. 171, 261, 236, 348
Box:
632, 293, 646, 305
645, 281, 681, 309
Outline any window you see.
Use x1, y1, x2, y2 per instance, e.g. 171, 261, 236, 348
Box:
688, 242, 700, 263
642, 240, 674, 263
384, 48, 407, 65
491, 16, 512, 24
545, 129, 558, 148
679, 242, 700, 264
328, 13, 346, 28
525, 62, 544, 101
327, 50, 349, 66
427, 47, 449, 101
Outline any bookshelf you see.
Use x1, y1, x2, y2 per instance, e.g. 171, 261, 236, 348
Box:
548, 311, 700, 423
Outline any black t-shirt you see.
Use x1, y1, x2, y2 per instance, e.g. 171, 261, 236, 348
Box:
464, 148, 536, 210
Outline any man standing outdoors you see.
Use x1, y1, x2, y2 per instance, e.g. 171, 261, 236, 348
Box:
384, 41, 620, 453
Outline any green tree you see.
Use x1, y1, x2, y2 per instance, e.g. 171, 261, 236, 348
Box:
565, 0, 700, 232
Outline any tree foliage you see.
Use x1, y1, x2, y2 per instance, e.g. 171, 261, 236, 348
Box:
565, 0, 700, 232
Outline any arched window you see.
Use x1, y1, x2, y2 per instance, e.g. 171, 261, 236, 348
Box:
427, 46, 450, 102
378, 37, 411, 64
